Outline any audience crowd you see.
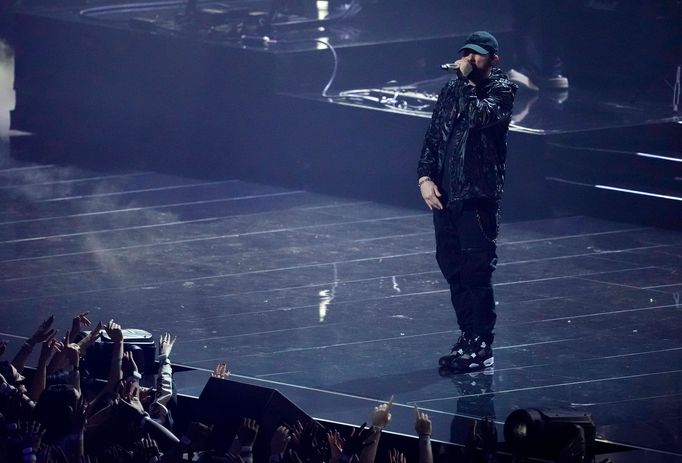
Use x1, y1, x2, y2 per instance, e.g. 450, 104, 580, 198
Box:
0, 313, 599, 463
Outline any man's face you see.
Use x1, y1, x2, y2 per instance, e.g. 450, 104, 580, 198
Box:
460, 48, 494, 78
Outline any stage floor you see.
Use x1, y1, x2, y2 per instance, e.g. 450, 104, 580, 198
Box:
1, 153, 681, 461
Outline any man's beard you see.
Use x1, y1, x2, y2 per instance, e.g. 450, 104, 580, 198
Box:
468, 63, 491, 82
468, 66, 486, 82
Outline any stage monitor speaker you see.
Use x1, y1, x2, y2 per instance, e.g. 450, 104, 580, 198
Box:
81, 328, 156, 377
195, 377, 321, 459
504, 407, 596, 459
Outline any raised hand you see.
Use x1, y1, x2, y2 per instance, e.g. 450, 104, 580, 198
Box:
77, 321, 103, 352
211, 362, 230, 380
70, 312, 92, 343
289, 420, 327, 462
39, 338, 63, 366
327, 430, 344, 463
122, 351, 139, 379
271, 425, 291, 456
105, 320, 124, 343
414, 406, 433, 463
372, 395, 394, 429
389, 449, 407, 463
132, 434, 161, 463
237, 417, 259, 448
414, 405, 432, 437
289, 420, 303, 447
64, 342, 81, 368
13, 419, 45, 451
121, 378, 144, 414
159, 333, 177, 357
28, 315, 56, 346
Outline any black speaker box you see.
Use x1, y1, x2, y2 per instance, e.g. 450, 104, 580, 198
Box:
194, 377, 321, 459
82, 329, 156, 378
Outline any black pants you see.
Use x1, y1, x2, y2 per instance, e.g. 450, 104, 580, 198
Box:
433, 200, 498, 344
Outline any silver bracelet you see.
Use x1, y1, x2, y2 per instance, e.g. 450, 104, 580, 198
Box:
418, 177, 432, 187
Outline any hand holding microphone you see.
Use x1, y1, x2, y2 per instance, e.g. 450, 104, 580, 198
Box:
441, 59, 473, 78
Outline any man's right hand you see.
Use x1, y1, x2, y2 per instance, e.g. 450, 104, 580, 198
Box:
419, 178, 443, 210
454, 59, 473, 79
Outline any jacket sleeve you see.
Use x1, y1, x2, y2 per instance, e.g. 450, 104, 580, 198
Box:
151, 354, 173, 404
461, 81, 515, 129
417, 83, 450, 180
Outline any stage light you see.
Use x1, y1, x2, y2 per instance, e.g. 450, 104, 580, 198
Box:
503, 408, 596, 459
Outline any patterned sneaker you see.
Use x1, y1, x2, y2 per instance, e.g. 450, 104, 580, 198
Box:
438, 333, 470, 367
452, 337, 494, 372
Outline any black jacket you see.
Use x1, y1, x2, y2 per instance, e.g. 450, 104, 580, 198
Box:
417, 68, 517, 202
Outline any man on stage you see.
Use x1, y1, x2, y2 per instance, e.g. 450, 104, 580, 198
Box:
417, 31, 517, 372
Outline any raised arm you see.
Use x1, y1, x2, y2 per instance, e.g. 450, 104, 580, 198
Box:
155, 333, 176, 400
360, 396, 394, 463
461, 81, 515, 129
104, 319, 124, 393
13, 315, 56, 373
28, 338, 62, 401
414, 406, 433, 463
77, 320, 103, 352
149, 333, 177, 426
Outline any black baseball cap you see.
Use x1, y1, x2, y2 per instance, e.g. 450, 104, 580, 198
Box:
458, 31, 499, 55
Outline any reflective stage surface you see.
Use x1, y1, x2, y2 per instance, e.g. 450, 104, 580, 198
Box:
1, 153, 681, 461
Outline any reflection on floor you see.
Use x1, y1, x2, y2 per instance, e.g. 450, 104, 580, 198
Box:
1, 153, 681, 460
0, 41, 14, 139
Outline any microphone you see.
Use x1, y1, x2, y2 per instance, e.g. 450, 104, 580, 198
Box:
441, 62, 459, 71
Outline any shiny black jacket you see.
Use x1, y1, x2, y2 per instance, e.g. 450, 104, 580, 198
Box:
417, 68, 517, 202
